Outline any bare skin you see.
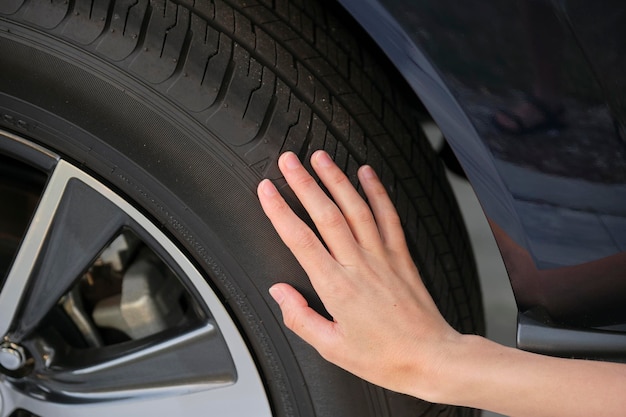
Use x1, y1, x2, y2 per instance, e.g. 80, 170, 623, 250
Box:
257, 150, 626, 417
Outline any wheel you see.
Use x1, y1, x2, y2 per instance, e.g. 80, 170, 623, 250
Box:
0, 1, 484, 416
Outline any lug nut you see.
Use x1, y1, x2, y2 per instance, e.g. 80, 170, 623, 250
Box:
0, 342, 26, 371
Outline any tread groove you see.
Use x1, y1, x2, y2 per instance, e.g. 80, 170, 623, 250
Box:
206, 54, 236, 116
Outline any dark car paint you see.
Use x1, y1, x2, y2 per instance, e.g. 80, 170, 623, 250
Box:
336, 0, 626, 359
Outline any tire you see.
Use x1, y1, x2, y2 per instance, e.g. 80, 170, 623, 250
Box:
0, 1, 484, 416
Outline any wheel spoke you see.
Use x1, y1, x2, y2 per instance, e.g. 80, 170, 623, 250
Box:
29, 322, 235, 400
4, 368, 260, 417
0, 163, 129, 340
0, 155, 271, 417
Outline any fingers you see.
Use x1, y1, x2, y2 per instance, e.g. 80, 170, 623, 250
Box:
310, 151, 383, 251
257, 178, 336, 274
357, 165, 426, 291
269, 283, 337, 353
357, 165, 408, 252
276, 152, 361, 261
266, 151, 404, 259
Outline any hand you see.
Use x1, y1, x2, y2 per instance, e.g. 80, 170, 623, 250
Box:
257, 151, 461, 399
258, 151, 626, 417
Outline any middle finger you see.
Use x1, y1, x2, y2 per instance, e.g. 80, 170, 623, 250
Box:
278, 152, 360, 262
310, 151, 383, 252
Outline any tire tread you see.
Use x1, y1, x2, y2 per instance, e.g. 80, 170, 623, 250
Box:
1, 1, 484, 416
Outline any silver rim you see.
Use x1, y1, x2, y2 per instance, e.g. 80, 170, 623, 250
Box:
0, 132, 272, 416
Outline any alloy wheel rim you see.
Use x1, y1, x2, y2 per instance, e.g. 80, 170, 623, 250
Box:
0, 130, 272, 416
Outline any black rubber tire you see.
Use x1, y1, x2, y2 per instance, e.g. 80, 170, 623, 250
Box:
0, 1, 484, 416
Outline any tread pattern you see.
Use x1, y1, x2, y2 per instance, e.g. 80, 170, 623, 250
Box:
1, 1, 483, 416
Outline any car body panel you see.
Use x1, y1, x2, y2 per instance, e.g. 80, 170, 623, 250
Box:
336, 0, 626, 356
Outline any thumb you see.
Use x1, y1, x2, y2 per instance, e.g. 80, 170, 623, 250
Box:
269, 283, 337, 351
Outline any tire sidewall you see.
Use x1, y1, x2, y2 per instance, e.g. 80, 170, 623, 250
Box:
0, 31, 338, 417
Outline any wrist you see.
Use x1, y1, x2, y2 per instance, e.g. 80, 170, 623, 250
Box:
418, 334, 506, 406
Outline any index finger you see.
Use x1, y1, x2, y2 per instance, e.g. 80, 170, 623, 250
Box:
257, 179, 338, 279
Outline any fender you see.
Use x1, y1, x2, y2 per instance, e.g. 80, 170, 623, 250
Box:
335, 0, 524, 241
336, 0, 626, 359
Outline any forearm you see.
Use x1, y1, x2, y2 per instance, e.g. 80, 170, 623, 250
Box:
429, 335, 626, 417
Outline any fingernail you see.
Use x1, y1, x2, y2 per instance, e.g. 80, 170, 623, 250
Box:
259, 179, 278, 196
314, 150, 333, 168
282, 152, 301, 170
269, 286, 284, 304
360, 165, 377, 180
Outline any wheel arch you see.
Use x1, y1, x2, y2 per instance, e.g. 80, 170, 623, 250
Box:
333, 0, 528, 267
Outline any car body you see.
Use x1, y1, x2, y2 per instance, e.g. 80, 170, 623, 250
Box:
338, 0, 626, 359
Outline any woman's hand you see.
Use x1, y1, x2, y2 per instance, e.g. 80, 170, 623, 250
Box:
258, 151, 626, 417
257, 150, 461, 399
